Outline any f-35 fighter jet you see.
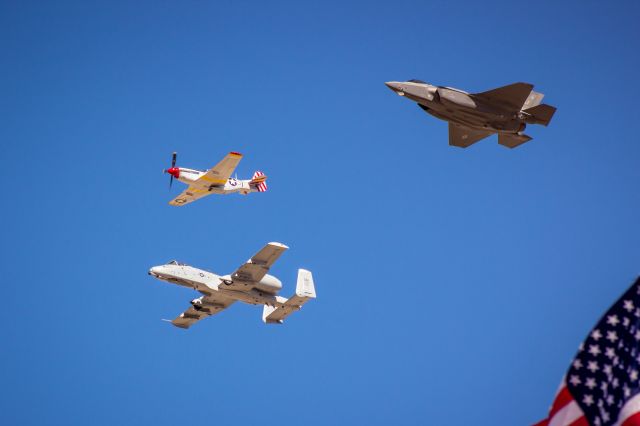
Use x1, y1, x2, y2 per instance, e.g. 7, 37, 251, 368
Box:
385, 80, 556, 148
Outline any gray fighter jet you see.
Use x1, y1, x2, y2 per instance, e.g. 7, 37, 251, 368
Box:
385, 80, 556, 148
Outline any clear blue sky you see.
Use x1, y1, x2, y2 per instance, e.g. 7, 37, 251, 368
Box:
1, 1, 639, 424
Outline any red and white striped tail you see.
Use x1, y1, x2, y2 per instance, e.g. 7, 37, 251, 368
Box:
251, 171, 268, 192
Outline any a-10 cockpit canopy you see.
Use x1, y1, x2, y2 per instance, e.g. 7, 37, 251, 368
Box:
166, 260, 188, 266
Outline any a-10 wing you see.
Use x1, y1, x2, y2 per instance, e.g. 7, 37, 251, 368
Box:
231, 242, 289, 283
168, 293, 235, 329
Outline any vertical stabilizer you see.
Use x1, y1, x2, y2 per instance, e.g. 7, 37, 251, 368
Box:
262, 269, 316, 324
250, 171, 268, 192
522, 91, 544, 109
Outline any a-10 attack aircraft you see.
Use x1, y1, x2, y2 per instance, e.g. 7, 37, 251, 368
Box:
148, 242, 316, 328
385, 80, 556, 148
163, 151, 267, 206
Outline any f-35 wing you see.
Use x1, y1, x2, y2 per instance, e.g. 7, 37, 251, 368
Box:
448, 123, 494, 148
197, 152, 243, 187
474, 82, 534, 111
231, 242, 289, 283
168, 186, 210, 206
167, 294, 235, 329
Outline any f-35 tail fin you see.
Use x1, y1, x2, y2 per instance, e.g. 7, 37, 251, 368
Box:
262, 269, 316, 324
522, 91, 545, 109
523, 104, 557, 126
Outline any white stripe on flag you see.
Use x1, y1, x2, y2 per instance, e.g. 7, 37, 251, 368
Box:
548, 400, 584, 426
615, 393, 640, 426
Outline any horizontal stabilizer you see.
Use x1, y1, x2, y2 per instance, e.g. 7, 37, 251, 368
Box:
263, 269, 316, 324
523, 104, 556, 126
498, 133, 532, 149
449, 123, 494, 148
474, 82, 534, 111
250, 171, 268, 192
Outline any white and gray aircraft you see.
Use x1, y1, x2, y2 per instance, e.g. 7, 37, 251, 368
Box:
148, 242, 316, 328
164, 151, 267, 206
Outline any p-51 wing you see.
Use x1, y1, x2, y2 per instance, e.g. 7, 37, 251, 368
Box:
167, 293, 236, 329
169, 186, 211, 206
196, 152, 243, 187
231, 242, 288, 284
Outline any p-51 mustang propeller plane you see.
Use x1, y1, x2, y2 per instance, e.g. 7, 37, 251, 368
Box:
164, 151, 267, 206
148, 242, 316, 328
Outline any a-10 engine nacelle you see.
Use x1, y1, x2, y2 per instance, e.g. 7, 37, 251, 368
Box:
220, 273, 283, 294
254, 274, 282, 294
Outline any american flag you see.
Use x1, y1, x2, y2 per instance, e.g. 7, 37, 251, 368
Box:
252, 171, 267, 192
534, 277, 640, 426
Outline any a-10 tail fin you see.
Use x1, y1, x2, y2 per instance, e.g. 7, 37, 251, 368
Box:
262, 269, 316, 324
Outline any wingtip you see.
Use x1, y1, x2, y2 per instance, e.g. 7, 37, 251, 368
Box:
268, 242, 289, 250
229, 151, 243, 157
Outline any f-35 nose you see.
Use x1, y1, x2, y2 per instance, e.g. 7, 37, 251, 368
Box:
385, 81, 404, 94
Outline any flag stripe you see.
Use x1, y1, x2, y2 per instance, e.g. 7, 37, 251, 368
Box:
549, 387, 574, 419
619, 394, 640, 426
548, 400, 584, 426
622, 412, 640, 426
567, 416, 589, 426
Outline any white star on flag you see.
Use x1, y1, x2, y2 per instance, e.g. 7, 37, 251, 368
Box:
583, 394, 594, 406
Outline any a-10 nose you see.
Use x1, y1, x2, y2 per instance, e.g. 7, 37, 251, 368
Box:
148, 266, 162, 277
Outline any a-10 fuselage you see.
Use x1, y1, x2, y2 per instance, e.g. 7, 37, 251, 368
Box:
391, 81, 532, 133
166, 167, 258, 195
148, 262, 289, 307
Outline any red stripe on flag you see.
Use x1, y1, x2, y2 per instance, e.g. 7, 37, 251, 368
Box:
548, 387, 574, 420
531, 420, 549, 426
623, 412, 640, 426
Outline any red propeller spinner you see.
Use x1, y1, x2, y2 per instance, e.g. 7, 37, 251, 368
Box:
164, 152, 179, 187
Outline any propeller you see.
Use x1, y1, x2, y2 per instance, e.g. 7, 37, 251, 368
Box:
164, 152, 178, 188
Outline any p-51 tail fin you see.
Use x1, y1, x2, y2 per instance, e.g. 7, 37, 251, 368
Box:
262, 269, 316, 324
250, 171, 268, 192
